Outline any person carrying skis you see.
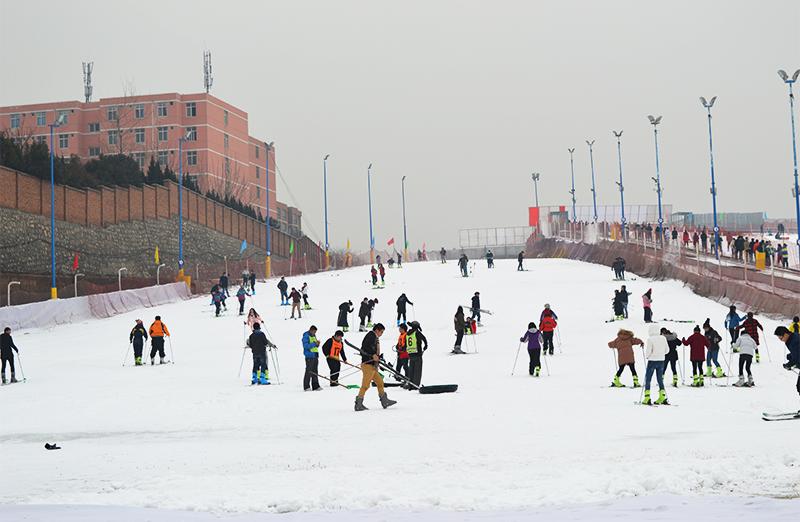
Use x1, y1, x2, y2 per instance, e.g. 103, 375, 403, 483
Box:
470, 292, 482, 325
1, 326, 20, 383
302, 325, 321, 391
248, 322, 275, 385
148, 316, 170, 365
249, 271, 257, 295
395, 323, 409, 379
517, 251, 524, 271
338, 301, 353, 332
486, 250, 494, 268
129, 319, 148, 366
608, 328, 643, 387
540, 308, 557, 355
236, 285, 249, 315
396, 293, 413, 325
661, 327, 681, 387
277, 277, 289, 305
732, 332, 757, 387
219, 272, 230, 297
355, 323, 397, 411
458, 254, 469, 277
703, 319, 725, 378
440, 247, 447, 263
378, 263, 386, 286
725, 305, 745, 344
521, 321, 543, 377
245, 308, 263, 332
642, 324, 670, 405
370, 265, 378, 286
682, 326, 710, 387
642, 289, 653, 323
289, 288, 302, 319
322, 330, 346, 387
453, 305, 466, 354
358, 298, 371, 332
301, 282, 310, 310
736, 312, 764, 363
774, 326, 800, 401
405, 320, 428, 389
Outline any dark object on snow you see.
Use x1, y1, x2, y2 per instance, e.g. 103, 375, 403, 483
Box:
419, 384, 459, 394
44, 443, 61, 450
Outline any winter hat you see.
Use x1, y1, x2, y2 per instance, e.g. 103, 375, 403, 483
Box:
136, 319, 142, 325
703, 318, 710, 328
544, 303, 550, 309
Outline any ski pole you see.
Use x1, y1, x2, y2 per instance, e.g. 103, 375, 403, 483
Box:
123, 342, 132, 366
556, 326, 562, 353
512, 341, 522, 375
168, 337, 175, 364
238, 346, 248, 378
310, 371, 350, 388
719, 347, 732, 385
270, 347, 281, 381
639, 345, 646, 403
542, 348, 550, 376
411, 304, 416, 321
762, 333, 772, 362
682, 345, 686, 385
16, 352, 26, 382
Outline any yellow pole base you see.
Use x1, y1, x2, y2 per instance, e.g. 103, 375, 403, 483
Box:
325, 251, 330, 269
51, 287, 58, 299
266, 256, 271, 279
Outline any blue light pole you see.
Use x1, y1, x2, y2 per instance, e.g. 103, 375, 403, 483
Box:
700, 97, 720, 260
402, 176, 408, 262
568, 148, 576, 222
323, 154, 330, 269
778, 69, 800, 249
613, 131, 626, 241
368, 164, 374, 264
264, 142, 274, 277
586, 140, 597, 222
48, 113, 65, 299
178, 130, 191, 273
648, 115, 664, 248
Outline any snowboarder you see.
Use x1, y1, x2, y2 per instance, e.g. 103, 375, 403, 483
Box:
129, 319, 148, 366
338, 301, 353, 332
608, 328, 643, 387
245, 308, 263, 332
358, 298, 371, 332
774, 326, 800, 401
540, 308, 557, 355
148, 316, 170, 365
470, 292, 482, 325
521, 321, 543, 377
486, 250, 494, 268
219, 272, 230, 297
396, 293, 413, 325
277, 277, 289, 305
731, 332, 756, 387
1, 327, 20, 383
458, 254, 469, 277
405, 320, 428, 388
236, 285, 249, 315
736, 312, 764, 363
249, 271, 257, 295
302, 325, 322, 391
370, 265, 378, 286
703, 319, 725, 378
642, 289, 653, 323
395, 323, 409, 379
453, 305, 466, 354
249, 322, 275, 385
642, 324, 669, 405
355, 323, 397, 411
440, 247, 447, 263
322, 330, 346, 387
301, 282, 310, 310
725, 305, 744, 344
517, 251, 524, 271
289, 288, 302, 319
682, 326, 710, 387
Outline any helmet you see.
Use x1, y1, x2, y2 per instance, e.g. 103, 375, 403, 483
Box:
135, 319, 143, 325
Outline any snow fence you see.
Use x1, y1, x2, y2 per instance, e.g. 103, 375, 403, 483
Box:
0, 282, 193, 331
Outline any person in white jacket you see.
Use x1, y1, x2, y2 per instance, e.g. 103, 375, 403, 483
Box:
643, 324, 670, 405
731, 332, 756, 387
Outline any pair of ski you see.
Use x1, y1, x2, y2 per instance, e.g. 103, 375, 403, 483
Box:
762, 411, 800, 421
634, 401, 675, 407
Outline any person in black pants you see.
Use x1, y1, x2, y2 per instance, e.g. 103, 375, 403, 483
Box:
302, 326, 321, 391
396, 293, 413, 325
277, 277, 289, 305
405, 321, 428, 388
249, 322, 275, 385
322, 331, 346, 386
0, 327, 20, 384
338, 301, 353, 332
453, 306, 466, 354
358, 298, 370, 332
470, 292, 482, 324
517, 251, 524, 271
249, 272, 257, 295
219, 273, 229, 297
129, 319, 148, 366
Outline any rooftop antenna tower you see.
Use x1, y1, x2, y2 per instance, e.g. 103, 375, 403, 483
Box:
82, 61, 94, 102
203, 50, 213, 94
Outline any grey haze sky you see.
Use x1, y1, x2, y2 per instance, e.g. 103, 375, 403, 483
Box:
2, 0, 799, 252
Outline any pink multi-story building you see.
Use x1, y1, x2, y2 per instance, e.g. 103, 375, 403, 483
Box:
1, 93, 276, 221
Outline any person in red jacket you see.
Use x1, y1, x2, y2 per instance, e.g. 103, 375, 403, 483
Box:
395, 323, 409, 378
682, 326, 710, 387
540, 310, 557, 356
736, 312, 764, 363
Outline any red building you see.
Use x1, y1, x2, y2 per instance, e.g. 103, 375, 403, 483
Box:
1, 93, 276, 221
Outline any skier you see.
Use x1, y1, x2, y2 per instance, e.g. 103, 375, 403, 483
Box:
388, 258, 395, 268
703, 319, 725, 378
642, 324, 670, 405
520, 321, 543, 377
396, 252, 402, 267
611, 258, 622, 280
642, 289, 653, 323
277, 277, 289, 305
367, 298, 378, 327
219, 272, 229, 297
358, 298, 371, 332
370, 265, 378, 286
458, 254, 469, 277
440, 247, 447, 263
249, 271, 257, 295
416, 249, 422, 261
322, 330, 346, 387
453, 305, 466, 354
539, 304, 558, 324
724, 305, 745, 344
289, 287, 302, 319
1, 326, 20, 383
540, 308, 557, 355
517, 251, 524, 271
245, 308, 263, 332
396, 293, 413, 325
620, 285, 630, 318
236, 285, 249, 315
774, 326, 800, 401
618, 258, 627, 280
378, 263, 386, 286
395, 323, 409, 379
338, 301, 353, 332
682, 326, 710, 387
301, 282, 310, 310
355, 323, 397, 411
608, 328, 643, 387
302, 325, 321, 391
486, 250, 494, 268
612, 290, 625, 321
376, 254, 381, 265
241, 267, 250, 290
405, 320, 428, 389
129, 319, 148, 366
470, 292, 482, 325
731, 332, 756, 387
148, 316, 170, 365
661, 327, 681, 387
736, 312, 764, 363
248, 322, 275, 385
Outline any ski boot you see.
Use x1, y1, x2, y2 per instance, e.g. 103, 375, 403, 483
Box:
733, 376, 745, 387
697, 375, 704, 387
397, 320, 402, 327
160, 357, 167, 364
611, 376, 624, 387
732, 345, 740, 353
367, 322, 373, 328
655, 389, 669, 405
379, 392, 397, 409
354, 396, 368, 411
381, 281, 385, 286
1, 374, 5, 384
746, 376, 755, 387
755, 352, 760, 363
252, 372, 258, 385
535, 366, 540, 377
151, 357, 155, 366
135, 357, 143, 366
343, 327, 348, 332
705, 366, 712, 377
690, 374, 698, 387
672, 374, 678, 388
632, 376, 641, 388
10, 373, 17, 383
259, 371, 269, 385
452, 346, 464, 354
642, 390, 652, 405
714, 367, 725, 378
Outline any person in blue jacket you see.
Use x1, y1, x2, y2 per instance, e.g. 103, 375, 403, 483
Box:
302, 325, 321, 391
725, 305, 745, 344
775, 326, 800, 403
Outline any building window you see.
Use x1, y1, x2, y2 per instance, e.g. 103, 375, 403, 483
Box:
89, 147, 101, 157
58, 110, 68, 125
107, 106, 118, 121
282, 223, 287, 232
257, 186, 261, 199
108, 130, 118, 145
135, 104, 145, 118
225, 157, 230, 173
59, 134, 68, 149
186, 102, 196, 117
134, 152, 145, 168
88, 123, 100, 132
158, 127, 168, 141
37, 112, 46, 126
224, 134, 229, 149
186, 126, 197, 141
187, 150, 197, 166
10, 114, 20, 129
224, 110, 228, 125
282, 209, 287, 220
158, 150, 169, 166
135, 128, 145, 144
37, 136, 46, 144
157, 102, 168, 117
256, 166, 260, 179
255, 145, 259, 159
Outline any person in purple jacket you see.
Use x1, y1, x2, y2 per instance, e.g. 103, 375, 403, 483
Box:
521, 321, 543, 377
539, 303, 558, 323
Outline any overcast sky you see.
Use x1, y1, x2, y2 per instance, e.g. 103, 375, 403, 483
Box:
2, 1, 799, 252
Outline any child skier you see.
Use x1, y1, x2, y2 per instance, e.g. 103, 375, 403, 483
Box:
236, 285, 249, 315
248, 322, 275, 385
370, 266, 378, 286
731, 332, 756, 387
642, 324, 669, 405
395, 323, 409, 379
212, 290, 224, 317
520, 321, 543, 377
608, 328, 643, 387
661, 327, 681, 387
642, 289, 653, 323
682, 326, 710, 387
129, 319, 148, 366
703, 319, 725, 378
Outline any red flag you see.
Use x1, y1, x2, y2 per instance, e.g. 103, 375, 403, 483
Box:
73, 251, 79, 271
387, 238, 395, 246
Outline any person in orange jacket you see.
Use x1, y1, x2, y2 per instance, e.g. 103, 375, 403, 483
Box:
148, 315, 170, 365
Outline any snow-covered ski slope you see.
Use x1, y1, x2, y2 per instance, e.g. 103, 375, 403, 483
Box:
1, 258, 798, 521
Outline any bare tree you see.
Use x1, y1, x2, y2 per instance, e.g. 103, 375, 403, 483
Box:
99, 78, 145, 157
1, 112, 38, 148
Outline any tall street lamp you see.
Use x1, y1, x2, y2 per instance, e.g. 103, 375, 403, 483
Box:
368, 164, 374, 264
323, 154, 330, 269
264, 142, 274, 278
401, 176, 408, 262
613, 131, 626, 241
586, 140, 597, 222
178, 130, 192, 275
568, 148, 576, 222
778, 69, 800, 248
531, 173, 540, 207
700, 97, 720, 259
48, 113, 66, 299
648, 115, 664, 248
